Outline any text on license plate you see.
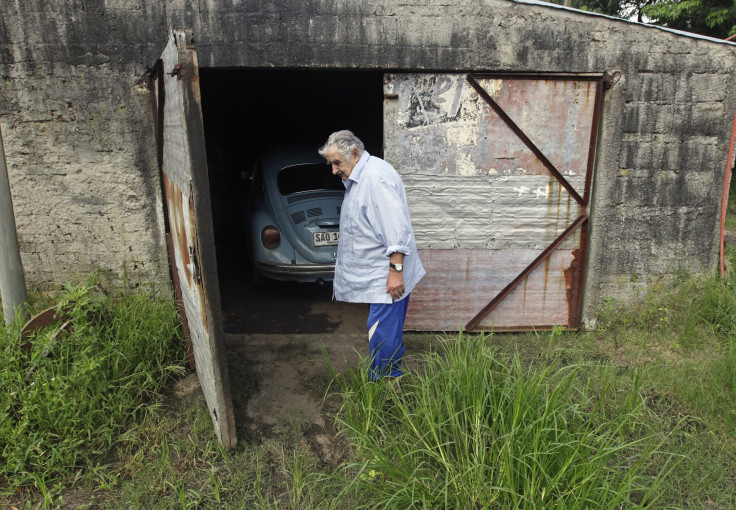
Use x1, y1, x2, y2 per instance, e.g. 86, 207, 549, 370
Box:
313, 231, 339, 246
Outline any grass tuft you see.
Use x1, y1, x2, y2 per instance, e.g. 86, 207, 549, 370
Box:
595, 246, 736, 434
0, 281, 186, 492
328, 333, 675, 509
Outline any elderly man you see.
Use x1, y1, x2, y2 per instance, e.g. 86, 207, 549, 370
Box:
319, 130, 425, 380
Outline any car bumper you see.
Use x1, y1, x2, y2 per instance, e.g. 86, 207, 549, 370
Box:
255, 261, 336, 279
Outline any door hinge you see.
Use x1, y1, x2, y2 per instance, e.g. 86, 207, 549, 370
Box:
168, 64, 183, 80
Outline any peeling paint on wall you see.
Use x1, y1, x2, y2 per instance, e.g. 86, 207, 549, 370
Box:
386, 74, 597, 179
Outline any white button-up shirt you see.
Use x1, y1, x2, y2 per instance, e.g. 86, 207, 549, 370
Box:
333, 151, 426, 304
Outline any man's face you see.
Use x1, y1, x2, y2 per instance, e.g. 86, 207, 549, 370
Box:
325, 145, 358, 181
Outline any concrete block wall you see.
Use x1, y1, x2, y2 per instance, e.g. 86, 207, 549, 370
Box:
1, 0, 735, 325
586, 32, 734, 319
0, 1, 170, 291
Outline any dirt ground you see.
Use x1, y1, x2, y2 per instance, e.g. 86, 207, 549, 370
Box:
224, 314, 367, 446
217, 251, 374, 447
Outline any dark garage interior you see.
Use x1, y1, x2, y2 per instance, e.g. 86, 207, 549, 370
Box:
198, 69, 385, 334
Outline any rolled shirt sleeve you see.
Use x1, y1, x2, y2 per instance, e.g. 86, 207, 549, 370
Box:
366, 172, 413, 258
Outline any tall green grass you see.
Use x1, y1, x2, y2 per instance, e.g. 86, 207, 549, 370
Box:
328, 334, 675, 509
0, 282, 186, 492
596, 246, 736, 433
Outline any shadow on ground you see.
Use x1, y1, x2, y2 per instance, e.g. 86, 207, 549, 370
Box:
214, 241, 371, 448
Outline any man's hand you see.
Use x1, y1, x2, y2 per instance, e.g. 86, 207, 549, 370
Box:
386, 269, 405, 300
387, 252, 406, 300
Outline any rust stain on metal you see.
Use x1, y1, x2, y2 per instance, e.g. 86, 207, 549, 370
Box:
164, 174, 191, 281
188, 194, 201, 285
188, 191, 211, 333
162, 173, 196, 368
564, 248, 582, 327
168, 63, 182, 79
583, 80, 593, 108
156, 28, 235, 448
392, 73, 604, 331
167, 232, 195, 370
467, 75, 586, 206
583, 79, 604, 204
164, 175, 211, 340
465, 214, 587, 332
567, 219, 590, 328
404, 248, 574, 332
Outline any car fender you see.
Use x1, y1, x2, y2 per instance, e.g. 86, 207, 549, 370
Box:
249, 209, 295, 266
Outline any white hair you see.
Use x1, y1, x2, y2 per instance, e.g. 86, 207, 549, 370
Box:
318, 130, 365, 162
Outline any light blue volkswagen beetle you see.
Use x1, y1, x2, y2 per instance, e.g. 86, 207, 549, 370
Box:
248, 146, 344, 286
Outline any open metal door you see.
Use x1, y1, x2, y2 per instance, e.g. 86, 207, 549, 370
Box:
149, 30, 236, 447
384, 73, 603, 332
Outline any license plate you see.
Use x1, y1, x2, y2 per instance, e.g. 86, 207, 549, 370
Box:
313, 231, 339, 246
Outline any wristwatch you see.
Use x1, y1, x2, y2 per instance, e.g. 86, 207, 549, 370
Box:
390, 262, 403, 272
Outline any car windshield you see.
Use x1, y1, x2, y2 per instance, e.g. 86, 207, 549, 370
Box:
277, 163, 344, 195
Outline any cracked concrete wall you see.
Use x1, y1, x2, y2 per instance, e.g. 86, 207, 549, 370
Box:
0, 0, 734, 324
0, 1, 169, 291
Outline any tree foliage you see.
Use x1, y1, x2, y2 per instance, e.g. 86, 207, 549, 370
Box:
576, 0, 655, 22
643, 0, 736, 38
549, 0, 736, 38
548, 0, 656, 22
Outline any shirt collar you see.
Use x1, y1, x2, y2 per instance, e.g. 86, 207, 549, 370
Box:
347, 150, 370, 184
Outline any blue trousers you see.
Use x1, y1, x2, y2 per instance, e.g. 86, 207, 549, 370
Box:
367, 294, 410, 380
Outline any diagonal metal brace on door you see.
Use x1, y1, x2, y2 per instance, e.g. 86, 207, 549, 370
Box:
466, 75, 587, 208
463, 74, 600, 332
465, 214, 588, 332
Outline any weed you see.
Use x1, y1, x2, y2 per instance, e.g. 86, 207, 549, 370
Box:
328, 333, 674, 509
0, 281, 185, 494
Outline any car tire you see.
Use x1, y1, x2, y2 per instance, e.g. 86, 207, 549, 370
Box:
250, 261, 271, 288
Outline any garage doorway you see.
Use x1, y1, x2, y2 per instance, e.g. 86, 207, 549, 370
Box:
151, 30, 602, 448
198, 68, 384, 335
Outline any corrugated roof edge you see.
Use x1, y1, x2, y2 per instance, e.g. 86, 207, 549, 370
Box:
511, 0, 736, 46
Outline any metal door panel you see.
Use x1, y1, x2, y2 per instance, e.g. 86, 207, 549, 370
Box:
385, 73, 601, 331
403, 247, 577, 330
152, 30, 236, 447
385, 75, 595, 181
403, 174, 583, 250
472, 77, 599, 182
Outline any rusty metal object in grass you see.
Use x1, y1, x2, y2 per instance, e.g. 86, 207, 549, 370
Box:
20, 305, 73, 354
19, 286, 106, 380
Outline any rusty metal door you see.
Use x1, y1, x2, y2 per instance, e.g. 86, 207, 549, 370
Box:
149, 30, 236, 447
384, 73, 603, 332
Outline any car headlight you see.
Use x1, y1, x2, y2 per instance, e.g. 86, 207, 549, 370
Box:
261, 225, 281, 249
